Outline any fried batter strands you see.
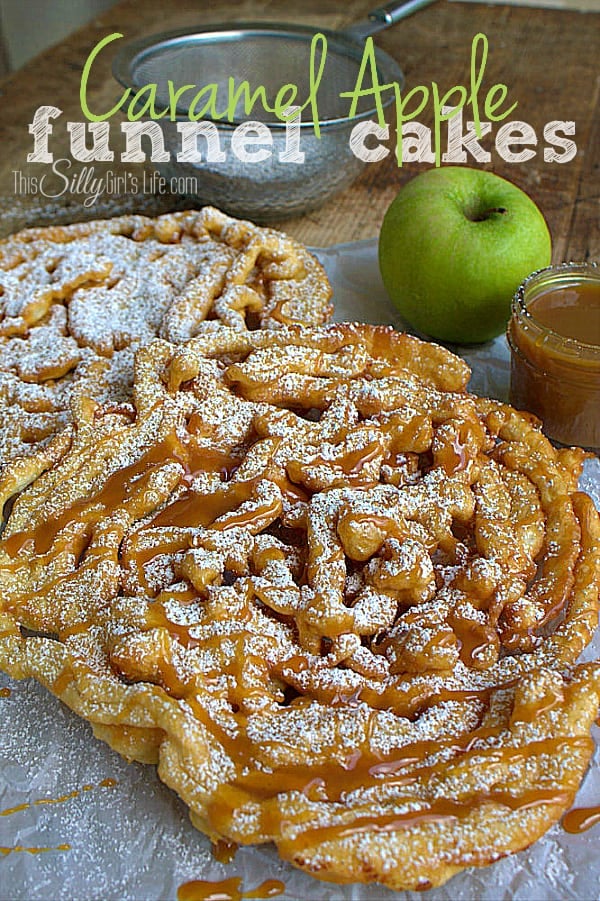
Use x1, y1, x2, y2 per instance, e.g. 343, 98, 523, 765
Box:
0, 208, 332, 465
0, 323, 599, 893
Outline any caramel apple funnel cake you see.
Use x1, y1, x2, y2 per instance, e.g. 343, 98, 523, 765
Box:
0, 207, 332, 465
1, 324, 599, 892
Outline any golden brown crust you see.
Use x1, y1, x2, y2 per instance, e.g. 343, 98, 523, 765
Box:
0, 207, 332, 465
0, 323, 599, 892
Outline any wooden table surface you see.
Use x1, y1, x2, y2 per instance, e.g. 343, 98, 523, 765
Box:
0, 0, 598, 259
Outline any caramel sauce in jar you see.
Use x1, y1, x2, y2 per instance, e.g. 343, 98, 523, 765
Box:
507, 263, 600, 451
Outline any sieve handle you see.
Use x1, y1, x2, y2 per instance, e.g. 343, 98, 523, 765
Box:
340, 0, 437, 41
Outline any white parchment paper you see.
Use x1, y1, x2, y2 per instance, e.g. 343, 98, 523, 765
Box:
1, 239, 598, 901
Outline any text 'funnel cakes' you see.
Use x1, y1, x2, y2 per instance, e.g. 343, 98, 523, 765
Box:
0, 208, 332, 465
0, 323, 599, 892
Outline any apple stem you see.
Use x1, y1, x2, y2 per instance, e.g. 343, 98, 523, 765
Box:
471, 207, 508, 222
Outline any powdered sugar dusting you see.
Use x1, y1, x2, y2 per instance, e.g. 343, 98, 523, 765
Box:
0, 277, 598, 895
0, 208, 332, 464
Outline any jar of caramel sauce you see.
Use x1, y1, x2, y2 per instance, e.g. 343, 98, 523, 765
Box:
507, 263, 600, 452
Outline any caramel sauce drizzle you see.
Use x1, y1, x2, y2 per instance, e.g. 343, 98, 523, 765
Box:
2, 436, 239, 559
1, 791, 79, 817
151, 472, 254, 531
194, 662, 587, 847
3, 437, 180, 558
211, 838, 238, 864
0, 842, 71, 857
2, 372, 594, 868
290, 787, 571, 853
450, 616, 498, 669
99, 777, 118, 788
0, 778, 117, 861
52, 670, 74, 693
177, 877, 285, 901
270, 298, 298, 325
242, 881, 285, 899
211, 736, 578, 846
562, 804, 600, 834
0, 777, 118, 818
218, 727, 509, 807
301, 440, 382, 484
510, 681, 565, 724
275, 655, 498, 719
146, 598, 201, 649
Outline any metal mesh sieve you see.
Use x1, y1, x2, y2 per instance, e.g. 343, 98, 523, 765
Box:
115, 23, 402, 125
112, 1, 436, 220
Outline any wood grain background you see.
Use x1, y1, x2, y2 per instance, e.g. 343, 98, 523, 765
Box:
0, 0, 597, 260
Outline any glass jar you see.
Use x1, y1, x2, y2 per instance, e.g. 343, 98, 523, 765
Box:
507, 262, 600, 452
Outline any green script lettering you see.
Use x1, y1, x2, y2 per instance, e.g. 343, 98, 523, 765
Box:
274, 85, 299, 121
431, 84, 467, 165
393, 84, 430, 165
188, 84, 221, 122
167, 83, 197, 120
226, 81, 273, 121
80, 33, 130, 122
127, 83, 169, 120
299, 33, 327, 136
484, 83, 517, 121
340, 37, 393, 127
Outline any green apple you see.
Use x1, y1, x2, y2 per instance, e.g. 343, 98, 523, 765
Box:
378, 167, 552, 344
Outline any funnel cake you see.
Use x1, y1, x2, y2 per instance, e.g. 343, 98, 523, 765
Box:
0, 324, 599, 892
0, 208, 332, 464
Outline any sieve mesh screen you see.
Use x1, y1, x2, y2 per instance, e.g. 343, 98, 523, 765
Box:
129, 31, 381, 123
